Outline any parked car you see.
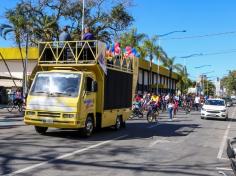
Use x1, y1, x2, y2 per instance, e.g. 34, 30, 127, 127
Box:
222, 97, 233, 107
231, 98, 236, 104
201, 98, 228, 120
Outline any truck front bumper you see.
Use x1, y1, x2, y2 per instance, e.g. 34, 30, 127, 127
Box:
24, 116, 82, 129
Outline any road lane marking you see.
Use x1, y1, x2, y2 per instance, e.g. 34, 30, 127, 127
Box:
217, 107, 236, 159
147, 123, 161, 129
216, 167, 232, 171
149, 139, 171, 147
5, 134, 128, 176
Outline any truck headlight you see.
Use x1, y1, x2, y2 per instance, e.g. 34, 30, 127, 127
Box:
26, 111, 36, 116
221, 109, 226, 112
63, 114, 76, 118
201, 108, 206, 111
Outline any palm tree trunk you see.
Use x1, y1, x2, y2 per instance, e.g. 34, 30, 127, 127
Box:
149, 58, 153, 92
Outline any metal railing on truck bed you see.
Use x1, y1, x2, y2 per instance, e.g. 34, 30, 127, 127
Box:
38, 40, 134, 73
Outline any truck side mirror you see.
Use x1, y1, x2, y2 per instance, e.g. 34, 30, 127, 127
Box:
91, 81, 98, 92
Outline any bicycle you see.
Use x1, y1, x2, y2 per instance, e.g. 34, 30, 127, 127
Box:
146, 104, 159, 123
7, 99, 24, 112
130, 102, 144, 119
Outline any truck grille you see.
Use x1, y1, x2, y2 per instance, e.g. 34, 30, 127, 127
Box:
38, 112, 61, 118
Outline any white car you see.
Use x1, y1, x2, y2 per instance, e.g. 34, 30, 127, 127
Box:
201, 99, 228, 120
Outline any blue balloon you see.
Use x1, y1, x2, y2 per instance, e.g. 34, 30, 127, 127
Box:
106, 43, 110, 50
111, 44, 115, 52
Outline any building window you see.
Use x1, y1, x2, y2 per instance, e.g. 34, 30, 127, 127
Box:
138, 69, 143, 84
144, 71, 148, 85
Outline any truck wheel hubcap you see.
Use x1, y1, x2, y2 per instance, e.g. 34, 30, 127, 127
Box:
86, 120, 93, 132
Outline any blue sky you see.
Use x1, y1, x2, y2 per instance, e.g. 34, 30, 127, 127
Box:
130, 0, 236, 80
0, 0, 236, 80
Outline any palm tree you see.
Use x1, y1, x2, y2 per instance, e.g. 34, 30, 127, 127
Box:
176, 66, 189, 94
31, 14, 59, 43
162, 56, 183, 93
119, 28, 146, 48
141, 35, 159, 91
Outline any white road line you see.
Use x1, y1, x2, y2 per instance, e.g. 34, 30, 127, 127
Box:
147, 123, 161, 129
149, 139, 171, 147
5, 134, 128, 176
216, 167, 233, 171
217, 108, 236, 159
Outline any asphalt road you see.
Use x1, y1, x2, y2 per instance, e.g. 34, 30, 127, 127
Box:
1, 106, 236, 176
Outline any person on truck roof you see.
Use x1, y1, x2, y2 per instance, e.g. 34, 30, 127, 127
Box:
59, 26, 71, 41
83, 27, 95, 40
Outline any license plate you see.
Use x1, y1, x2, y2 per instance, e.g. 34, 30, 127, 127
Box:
42, 118, 53, 124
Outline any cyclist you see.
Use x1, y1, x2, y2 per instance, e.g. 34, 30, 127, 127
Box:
149, 93, 160, 110
13, 89, 23, 106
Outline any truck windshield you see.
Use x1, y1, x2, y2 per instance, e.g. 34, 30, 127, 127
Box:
30, 72, 81, 97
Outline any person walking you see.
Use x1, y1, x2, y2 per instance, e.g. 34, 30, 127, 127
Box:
194, 94, 200, 111
167, 99, 174, 121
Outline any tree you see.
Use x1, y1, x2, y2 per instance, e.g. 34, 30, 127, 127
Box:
49, 0, 134, 42
221, 70, 236, 96
119, 28, 146, 48
162, 56, 183, 92
0, 3, 30, 69
141, 35, 159, 91
176, 66, 189, 94
203, 79, 215, 96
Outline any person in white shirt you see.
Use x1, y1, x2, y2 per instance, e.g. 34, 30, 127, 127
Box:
194, 95, 200, 111
167, 99, 174, 121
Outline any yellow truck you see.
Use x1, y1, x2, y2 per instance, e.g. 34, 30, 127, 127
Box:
24, 40, 138, 137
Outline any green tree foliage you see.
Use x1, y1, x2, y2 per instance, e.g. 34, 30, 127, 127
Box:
176, 66, 190, 94
221, 70, 236, 95
203, 79, 215, 96
1, 0, 134, 45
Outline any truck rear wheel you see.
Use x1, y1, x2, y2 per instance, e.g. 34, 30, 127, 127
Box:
114, 116, 122, 130
35, 126, 48, 135
81, 116, 94, 137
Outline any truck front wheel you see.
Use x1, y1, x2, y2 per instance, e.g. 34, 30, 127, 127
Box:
34, 126, 48, 135
81, 116, 94, 137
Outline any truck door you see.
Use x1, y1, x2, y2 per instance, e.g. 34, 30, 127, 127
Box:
81, 76, 96, 124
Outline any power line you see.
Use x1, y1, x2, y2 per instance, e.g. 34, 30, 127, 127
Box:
177, 49, 236, 58
162, 31, 236, 40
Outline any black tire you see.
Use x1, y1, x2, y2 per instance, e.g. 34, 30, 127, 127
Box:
225, 116, 229, 121
7, 101, 14, 112
201, 116, 204, 119
114, 116, 122, 130
147, 111, 153, 123
35, 126, 48, 135
81, 116, 94, 137
18, 104, 23, 112
121, 120, 126, 128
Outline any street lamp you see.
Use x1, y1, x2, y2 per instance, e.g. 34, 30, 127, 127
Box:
157, 30, 186, 94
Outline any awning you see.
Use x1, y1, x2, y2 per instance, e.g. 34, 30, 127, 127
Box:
0, 79, 22, 87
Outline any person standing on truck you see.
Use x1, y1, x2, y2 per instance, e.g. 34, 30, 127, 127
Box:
59, 26, 71, 41
59, 26, 71, 61
83, 27, 95, 40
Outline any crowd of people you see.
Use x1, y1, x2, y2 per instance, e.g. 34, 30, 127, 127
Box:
133, 92, 208, 121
